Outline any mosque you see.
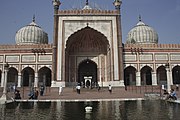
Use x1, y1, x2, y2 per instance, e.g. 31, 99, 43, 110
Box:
0, 0, 180, 90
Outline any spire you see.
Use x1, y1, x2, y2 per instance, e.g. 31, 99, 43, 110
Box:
33, 14, 35, 22
139, 15, 142, 22
83, 0, 92, 10
86, 0, 89, 5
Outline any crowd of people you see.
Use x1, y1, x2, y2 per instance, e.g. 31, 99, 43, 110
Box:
11, 85, 45, 100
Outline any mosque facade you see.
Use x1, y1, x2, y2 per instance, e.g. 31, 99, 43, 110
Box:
0, 0, 180, 90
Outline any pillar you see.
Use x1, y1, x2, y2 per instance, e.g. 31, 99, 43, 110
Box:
136, 71, 141, 86
34, 72, 38, 88
152, 72, 157, 85
1, 72, 4, 87
166, 67, 171, 92
17, 73, 21, 87
169, 71, 173, 85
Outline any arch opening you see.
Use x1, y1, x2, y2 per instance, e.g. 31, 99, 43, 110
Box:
157, 66, 167, 85
172, 66, 180, 84
64, 26, 110, 86
78, 59, 97, 88
124, 66, 136, 86
38, 67, 52, 87
21, 67, 34, 87
7, 67, 18, 87
141, 66, 152, 85
66, 26, 109, 55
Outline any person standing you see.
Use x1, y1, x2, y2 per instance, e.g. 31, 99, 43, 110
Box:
59, 86, 63, 96
108, 85, 112, 94
40, 85, 44, 96
76, 84, 81, 94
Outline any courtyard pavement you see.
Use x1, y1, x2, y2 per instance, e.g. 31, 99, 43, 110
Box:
1, 87, 144, 101
1, 86, 180, 103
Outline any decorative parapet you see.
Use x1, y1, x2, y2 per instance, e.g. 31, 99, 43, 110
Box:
0, 44, 52, 50
123, 44, 180, 54
58, 9, 118, 16
124, 44, 180, 49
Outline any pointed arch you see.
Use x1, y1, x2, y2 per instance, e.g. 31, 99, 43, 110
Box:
21, 67, 35, 87
38, 67, 52, 86
66, 26, 109, 54
157, 65, 167, 85
172, 65, 180, 84
78, 59, 97, 87
141, 66, 152, 85
124, 66, 137, 85
7, 67, 18, 86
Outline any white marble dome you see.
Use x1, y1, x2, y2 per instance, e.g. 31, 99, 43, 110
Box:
15, 18, 48, 45
126, 19, 158, 44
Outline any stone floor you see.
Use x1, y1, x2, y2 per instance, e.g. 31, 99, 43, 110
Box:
1, 87, 144, 100
1, 86, 180, 101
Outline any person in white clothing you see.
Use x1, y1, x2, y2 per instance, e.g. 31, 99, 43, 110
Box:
59, 86, 63, 96
108, 85, 112, 94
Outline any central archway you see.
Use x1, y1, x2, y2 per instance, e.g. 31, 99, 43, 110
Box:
78, 59, 97, 88
65, 26, 110, 86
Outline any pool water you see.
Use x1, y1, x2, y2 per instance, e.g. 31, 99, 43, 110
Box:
0, 100, 179, 120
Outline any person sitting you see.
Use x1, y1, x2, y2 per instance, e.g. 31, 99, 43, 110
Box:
168, 89, 177, 100
29, 90, 34, 99
14, 90, 21, 99
163, 89, 169, 100
34, 90, 39, 99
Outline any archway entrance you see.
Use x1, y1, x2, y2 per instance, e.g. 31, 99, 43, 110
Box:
157, 66, 167, 85
124, 66, 136, 86
172, 66, 180, 84
21, 67, 34, 87
65, 26, 109, 86
38, 67, 52, 87
7, 67, 18, 87
141, 66, 152, 85
78, 59, 97, 88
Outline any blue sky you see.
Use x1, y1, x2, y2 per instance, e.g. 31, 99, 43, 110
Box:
0, 0, 180, 44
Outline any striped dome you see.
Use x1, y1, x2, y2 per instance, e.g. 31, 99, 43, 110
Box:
126, 19, 158, 44
15, 19, 48, 45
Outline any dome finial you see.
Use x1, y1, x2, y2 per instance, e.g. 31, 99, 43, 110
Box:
33, 14, 35, 22
113, 0, 122, 10
86, 0, 89, 5
139, 15, 142, 22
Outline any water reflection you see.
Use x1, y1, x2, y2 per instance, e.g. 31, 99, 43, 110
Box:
0, 100, 180, 120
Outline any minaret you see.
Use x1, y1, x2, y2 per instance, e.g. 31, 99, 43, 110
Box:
52, 0, 61, 83
113, 0, 124, 83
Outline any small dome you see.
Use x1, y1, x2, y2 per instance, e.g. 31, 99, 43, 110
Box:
15, 18, 48, 45
126, 18, 158, 44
